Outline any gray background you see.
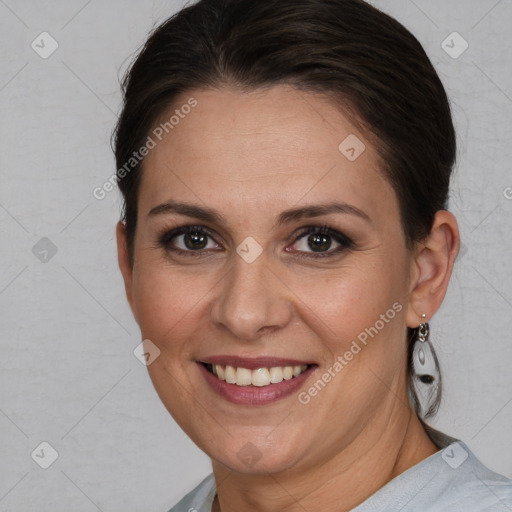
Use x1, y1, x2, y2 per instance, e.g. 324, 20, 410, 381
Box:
0, 0, 511, 510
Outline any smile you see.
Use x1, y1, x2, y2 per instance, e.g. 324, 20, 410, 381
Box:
197, 357, 317, 405
205, 363, 309, 387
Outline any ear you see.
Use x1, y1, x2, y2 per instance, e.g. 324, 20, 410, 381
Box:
405, 210, 460, 327
116, 220, 139, 323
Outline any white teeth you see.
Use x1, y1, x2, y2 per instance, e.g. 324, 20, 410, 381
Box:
210, 364, 308, 387
269, 366, 283, 383
236, 367, 252, 386
225, 365, 237, 384
251, 368, 270, 387
283, 366, 294, 380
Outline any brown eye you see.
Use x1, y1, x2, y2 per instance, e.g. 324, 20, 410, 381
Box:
290, 225, 353, 259
159, 225, 220, 256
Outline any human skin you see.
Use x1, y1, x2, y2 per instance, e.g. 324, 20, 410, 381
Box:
116, 85, 460, 511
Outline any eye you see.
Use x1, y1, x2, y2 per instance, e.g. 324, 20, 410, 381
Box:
288, 224, 353, 259
158, 225, 220, 257
294, 225, 353, 258
157, 223, 353, 259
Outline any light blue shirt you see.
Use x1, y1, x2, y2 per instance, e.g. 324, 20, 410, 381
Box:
168, 433, 512, 511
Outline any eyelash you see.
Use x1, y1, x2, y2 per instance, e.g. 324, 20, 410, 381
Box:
157, 223, 353, 259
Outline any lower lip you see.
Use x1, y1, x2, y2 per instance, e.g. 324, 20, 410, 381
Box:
197, 363, 317, 406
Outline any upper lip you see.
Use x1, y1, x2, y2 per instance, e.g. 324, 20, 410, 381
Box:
198, 356, 315, 370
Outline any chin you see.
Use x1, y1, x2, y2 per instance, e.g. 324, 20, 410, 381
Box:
205, 428, 307, 475
214, 449, 303, 476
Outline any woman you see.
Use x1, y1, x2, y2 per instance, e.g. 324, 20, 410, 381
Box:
113, 0, 512, 510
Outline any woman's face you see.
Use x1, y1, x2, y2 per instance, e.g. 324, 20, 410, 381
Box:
120, 85, 420, 474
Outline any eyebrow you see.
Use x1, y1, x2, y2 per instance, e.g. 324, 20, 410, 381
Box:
147, 200, 371, 227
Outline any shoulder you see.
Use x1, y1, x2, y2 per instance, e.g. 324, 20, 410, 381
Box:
437, 441, 512, 511
166, 441, 512, 512
352, 438, 512, 512
167, 473, 216, 512
403, 440, 512, 511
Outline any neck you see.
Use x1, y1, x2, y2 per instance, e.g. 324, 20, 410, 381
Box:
211, 409, 438, 512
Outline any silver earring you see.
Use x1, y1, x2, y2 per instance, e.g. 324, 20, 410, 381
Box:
412, 313, 436, 384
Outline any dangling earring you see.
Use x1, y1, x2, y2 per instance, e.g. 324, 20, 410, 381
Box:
412, 313, 436, 384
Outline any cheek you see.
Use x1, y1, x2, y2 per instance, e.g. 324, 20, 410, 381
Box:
131, 261, 208, 346
130, 263, 207, 426
294, 260, 404, 344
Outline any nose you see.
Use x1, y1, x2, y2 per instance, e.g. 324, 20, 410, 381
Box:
210, 250, 293, 341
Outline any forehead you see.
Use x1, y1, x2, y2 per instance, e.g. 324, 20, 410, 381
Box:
138, 85, 398, 230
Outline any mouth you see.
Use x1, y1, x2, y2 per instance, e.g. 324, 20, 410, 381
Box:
201, 362, 310, 387
196, 356, 317, 405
